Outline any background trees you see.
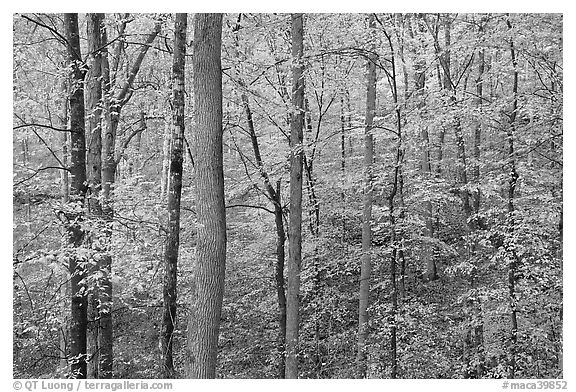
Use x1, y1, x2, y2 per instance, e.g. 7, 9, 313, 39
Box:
13, 13, 562, 379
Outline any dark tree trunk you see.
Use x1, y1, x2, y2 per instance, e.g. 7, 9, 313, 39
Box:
186, 13, 226, 379
506, 17, 520, 379
161, 13, 187, 379
64, 12, 88, 379
383, 20, 402, 379
273, 181, 287, 379
231, 15, 287, 377
85, 13, 105, 379
356, 13, 376, 379
244, 94, 287, 378
285, 12, 305, 380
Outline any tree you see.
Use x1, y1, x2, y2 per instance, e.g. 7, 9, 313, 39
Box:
186, 13, 226, 379
98, 16, 161, 378
285, 12, 305, 380
85, 13, 105, 379
356, 13, 377, 379
161, 12, 187, 378
63, 12, 88, 379
12, 12, 563, 380
505, 15, 520, 379
230, 13, 288, 378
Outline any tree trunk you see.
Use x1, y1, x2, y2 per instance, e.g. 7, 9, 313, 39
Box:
186, 13, 226, 379
231, 15, 287, 376
472, 44, 485, 222
468, 32, 487, 380
285, 13, 305, 380
64, 13, 88, 379
506, 17, 520, 379
356, 13, 376, 379
85, 13, 105, 379
57, 77, 70, 373
383, 21, 403, 379
59, 79, 69, 202
161, 13, 187, 378
160, 114, 172, 199
412, 20, 437, 281
98, 19, 114, 380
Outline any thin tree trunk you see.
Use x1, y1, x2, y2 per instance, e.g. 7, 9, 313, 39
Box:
340, 92, 347, 244
186, 13, 226, 379
64, 13, 88, 379
58, 74, 70, 369
382, 20, 402, 378
412, 21, 437, 281
468, 31, 487, 379
161, 13, 187, 379
98, 18, 160, 378
472, 45, 485, 222
98, 20, 114, 380
59, 79, 69, 202
243, 90, 288, 377
506, 17, 520, 379
273, 181, 287, 379
161, 114, 172, 199
356, 13, 376, 379
231, 15, 287, 376
285, 12, 305, 380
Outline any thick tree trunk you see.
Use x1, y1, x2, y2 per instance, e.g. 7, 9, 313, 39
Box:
64, 13, 88, 379
356, 13, 376, 379
161, 13, 187, 378
186, 13, 226, 379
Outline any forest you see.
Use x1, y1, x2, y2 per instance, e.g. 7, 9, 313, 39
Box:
12, 13, 563, 379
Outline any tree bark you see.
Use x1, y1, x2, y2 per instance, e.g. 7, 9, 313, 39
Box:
64, 12, 88, 379
59, 78, 69, 203
85, 13, 105, 379
161, 12, 187, 379
57, 76, 70, 373
506, 17, 520, 379
160, 114, 172, 200
356, 13, 376, 379
186, 13, 226, 379
97, 19, 114, 380
383, 20, 402, 379
285, 13, 305, 380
